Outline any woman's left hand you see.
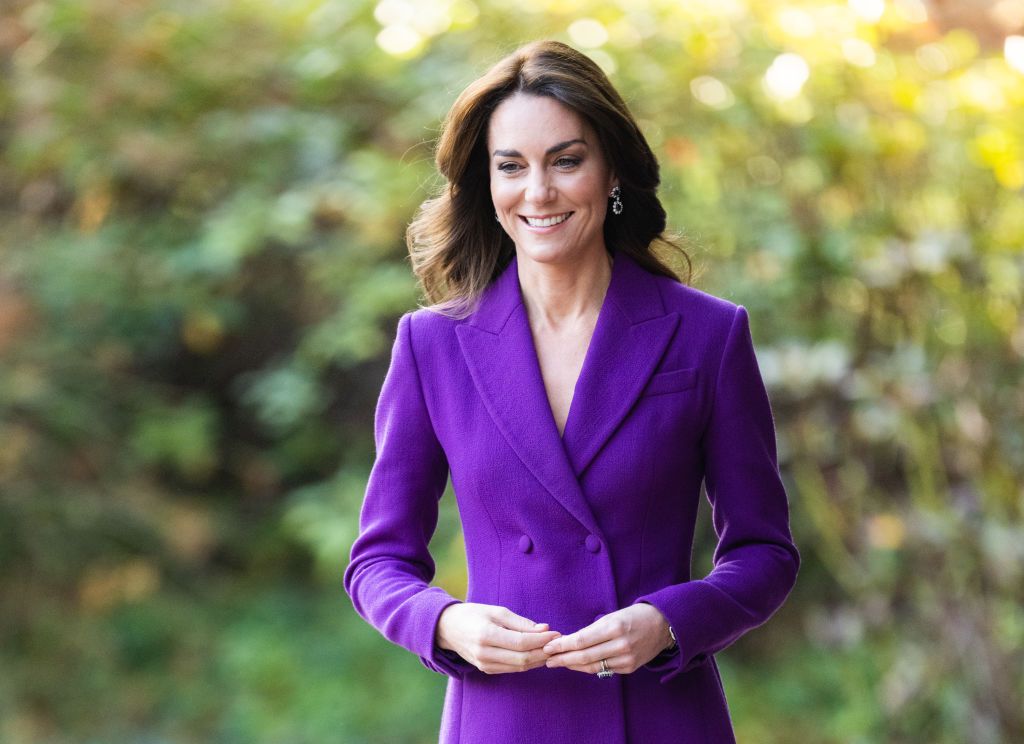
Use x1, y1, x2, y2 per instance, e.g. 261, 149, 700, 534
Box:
542, 603, 673, 675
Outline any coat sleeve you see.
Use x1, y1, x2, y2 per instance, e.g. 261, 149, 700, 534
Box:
633, 304, 800, 683
342, 311, 476, 678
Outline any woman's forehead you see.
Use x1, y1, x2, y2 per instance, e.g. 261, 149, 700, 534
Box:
487, 93, 592, 148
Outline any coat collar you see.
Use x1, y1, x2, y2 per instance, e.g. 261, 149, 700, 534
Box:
454, 250, 680, 535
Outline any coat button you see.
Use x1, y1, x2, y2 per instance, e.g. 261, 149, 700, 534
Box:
518, 534, 533, 553
585, 534, 601, 553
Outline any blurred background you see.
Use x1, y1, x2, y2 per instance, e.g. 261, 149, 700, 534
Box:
1, 0, 1022, 742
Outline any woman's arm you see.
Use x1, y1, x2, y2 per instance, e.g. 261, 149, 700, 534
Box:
342, 311, 474, 678
633, 304, 801, 683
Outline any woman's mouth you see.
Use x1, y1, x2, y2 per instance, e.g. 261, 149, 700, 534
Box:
520, 212, 573, 230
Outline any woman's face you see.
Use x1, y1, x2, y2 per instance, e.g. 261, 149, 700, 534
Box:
487, 93, 618, 266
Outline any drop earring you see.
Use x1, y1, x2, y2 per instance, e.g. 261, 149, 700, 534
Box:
610, 186, 623, 215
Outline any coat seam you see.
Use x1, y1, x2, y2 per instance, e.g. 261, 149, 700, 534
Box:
406, 311, 450, 474
700, 304, 743, 452
412, 313, 504, 614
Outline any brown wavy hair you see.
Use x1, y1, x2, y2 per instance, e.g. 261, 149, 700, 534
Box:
408, 39, 693, 318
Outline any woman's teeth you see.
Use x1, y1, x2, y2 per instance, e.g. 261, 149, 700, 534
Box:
523, 213, 571, 227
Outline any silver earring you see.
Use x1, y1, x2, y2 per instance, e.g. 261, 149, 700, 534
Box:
610, 186, 623, 215
495, 212, 500, 223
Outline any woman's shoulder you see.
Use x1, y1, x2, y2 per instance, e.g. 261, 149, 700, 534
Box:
402, 306, 463, 339
652, 277, 758, 368
393, 307, 466, 366
653, 274, 743, 329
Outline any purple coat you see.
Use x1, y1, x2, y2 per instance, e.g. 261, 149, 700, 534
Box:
344, 249, 800, 743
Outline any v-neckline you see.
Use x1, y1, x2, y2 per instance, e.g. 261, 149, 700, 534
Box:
516, 253, 617, 444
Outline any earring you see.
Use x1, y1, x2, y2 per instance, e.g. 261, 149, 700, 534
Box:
495, 212, 500, 223
610, 186, 623, 215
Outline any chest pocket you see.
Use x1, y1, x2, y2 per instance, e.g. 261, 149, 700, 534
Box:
642, 366, 699, 397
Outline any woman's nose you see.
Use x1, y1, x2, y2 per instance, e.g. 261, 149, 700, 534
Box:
525, 173, 554, 205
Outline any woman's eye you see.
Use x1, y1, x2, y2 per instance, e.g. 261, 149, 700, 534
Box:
497, 162, 521, 173
556, 156, 581, 168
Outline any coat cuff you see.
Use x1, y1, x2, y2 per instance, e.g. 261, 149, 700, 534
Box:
632, 594, 711, 683
417, 596, 477, 678
643, 641, 681, 673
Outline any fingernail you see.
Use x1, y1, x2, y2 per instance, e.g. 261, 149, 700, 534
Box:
534, 622, 547, 629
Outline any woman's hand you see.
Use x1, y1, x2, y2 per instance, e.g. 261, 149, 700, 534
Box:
541, 603, 673, 675
435, 602, 561, 674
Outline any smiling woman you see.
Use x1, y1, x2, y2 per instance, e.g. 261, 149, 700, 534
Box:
403, 40, 686, 320
344, 39, 800, 744
488, 94, 617, 267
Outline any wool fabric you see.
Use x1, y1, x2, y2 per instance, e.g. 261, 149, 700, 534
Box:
344, 250, 800, 743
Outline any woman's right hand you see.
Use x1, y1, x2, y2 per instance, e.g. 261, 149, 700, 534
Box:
435, 602, 561, 674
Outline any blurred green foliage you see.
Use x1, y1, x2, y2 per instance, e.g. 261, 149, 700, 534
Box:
1, 0, 1022, 742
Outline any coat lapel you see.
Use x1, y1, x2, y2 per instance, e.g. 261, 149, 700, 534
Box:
455, 250, 679, 533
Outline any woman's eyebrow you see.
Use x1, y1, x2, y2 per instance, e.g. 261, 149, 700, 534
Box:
491, 138, 587, 158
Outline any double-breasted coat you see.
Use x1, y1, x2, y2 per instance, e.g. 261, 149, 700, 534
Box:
343, 249, 800, 743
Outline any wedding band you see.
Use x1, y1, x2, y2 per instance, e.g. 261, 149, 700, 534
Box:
597, 659, 614, 678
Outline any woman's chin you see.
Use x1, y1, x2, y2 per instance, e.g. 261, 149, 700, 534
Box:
516, 244, 576, 265
515, 240, 607, 266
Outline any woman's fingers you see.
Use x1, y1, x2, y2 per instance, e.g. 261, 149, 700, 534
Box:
488, 625, 560, 652
493, 606, 550, 633
476, 644, 554, 673
441, 604, 562, 674
563, 653, 636, 675
473, 619, 560, 674
542, 605, 671, 674
541, 622, 615, 656
476, 621, 559, 668
544, 636, 624, 669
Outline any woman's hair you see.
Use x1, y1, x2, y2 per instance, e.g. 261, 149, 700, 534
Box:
408, 39, 693, 318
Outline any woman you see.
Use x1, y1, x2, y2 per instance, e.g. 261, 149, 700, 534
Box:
344, 40, 800, 744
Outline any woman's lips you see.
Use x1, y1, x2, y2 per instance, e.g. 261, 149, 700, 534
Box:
519, 211, 574, 231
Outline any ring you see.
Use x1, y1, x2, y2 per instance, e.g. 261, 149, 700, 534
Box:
597, 659, 614, 678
